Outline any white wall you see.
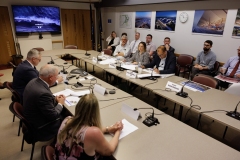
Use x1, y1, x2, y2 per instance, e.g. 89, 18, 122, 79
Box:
0, 0, 95, 50
102, 0, 240, 63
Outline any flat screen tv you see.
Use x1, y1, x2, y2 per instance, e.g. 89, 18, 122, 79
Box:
12, 5, 61, 34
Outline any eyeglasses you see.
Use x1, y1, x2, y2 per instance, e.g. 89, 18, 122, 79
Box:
33, 57, 41, 61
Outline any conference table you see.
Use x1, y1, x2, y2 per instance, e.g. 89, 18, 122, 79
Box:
38, 49, 240, 159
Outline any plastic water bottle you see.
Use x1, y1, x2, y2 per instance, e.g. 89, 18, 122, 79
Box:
138, 62, 141, 68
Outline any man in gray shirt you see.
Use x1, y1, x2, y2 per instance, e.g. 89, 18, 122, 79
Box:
191, 40, 216, 79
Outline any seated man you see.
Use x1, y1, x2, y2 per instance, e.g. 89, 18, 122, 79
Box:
146, 34, 157, 59
113, 35, 131, 60
142, 45, 176, 74
23, 64, 69, 141
191, 40, 216, 79
12, 48, 63, 103
129, 32, 141, 58
164, 37, 175, 55
219, 46, 240, 88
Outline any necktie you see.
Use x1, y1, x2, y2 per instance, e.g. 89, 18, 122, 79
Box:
229, 59, 240, 78
34, 66, 36, 70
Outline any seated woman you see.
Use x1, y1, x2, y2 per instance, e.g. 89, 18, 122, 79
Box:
125, 42, 149, 65
106, 31, 120, 53
55, 94, 123, 160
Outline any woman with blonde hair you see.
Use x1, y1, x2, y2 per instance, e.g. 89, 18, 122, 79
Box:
106, 31, 120, 52
55, 94, 123, 160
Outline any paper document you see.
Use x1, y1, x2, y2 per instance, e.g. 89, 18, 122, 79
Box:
111, 119, 138, 140
99, 58, 117, 65
53, 89, 73, 97
65, 96, 80, 106
214, 75, 239, 84
137, 73, 161, 78
181, 81, 210, 92
121, 64, 137, 70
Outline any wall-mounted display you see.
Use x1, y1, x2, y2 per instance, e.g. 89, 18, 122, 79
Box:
135, 11, 151, 29
232, 9, 240, 37
120, 12, 132, 29
192, 10, 228, 36
155, 10, 177, 31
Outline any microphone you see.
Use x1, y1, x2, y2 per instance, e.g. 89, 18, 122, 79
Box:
134, 107, 159, 127
149, 66, 156, 81
226, 101, 240, 120
42, 56, 54, 64
61, 66, 68, 74
176, 80, 190, 98
85, 50, 91, 56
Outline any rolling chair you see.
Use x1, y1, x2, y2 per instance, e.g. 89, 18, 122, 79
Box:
62, 45, 78, 65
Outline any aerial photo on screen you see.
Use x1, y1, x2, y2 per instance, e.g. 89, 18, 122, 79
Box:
12, 5, 61, 33
135, 11, 151, 29
155, 10, 177, 31
192, 10, 228, 35
232, 9, 240, 37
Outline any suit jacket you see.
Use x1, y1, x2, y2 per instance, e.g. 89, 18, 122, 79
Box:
23, 78, 63, 141
12, 60, 39, 99
144, 52, 176, 74
168, 46, 175, 55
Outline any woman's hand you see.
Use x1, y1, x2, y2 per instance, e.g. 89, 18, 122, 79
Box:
133, 62, 138, 65
107, 121, 123, 134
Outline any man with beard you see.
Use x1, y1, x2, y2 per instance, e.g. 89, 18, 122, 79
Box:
191, 40, 216, 79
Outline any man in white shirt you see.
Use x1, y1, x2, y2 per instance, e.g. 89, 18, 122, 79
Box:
146, 34, 157, 57
113, 35, 131, 59
129, 32, 141, 57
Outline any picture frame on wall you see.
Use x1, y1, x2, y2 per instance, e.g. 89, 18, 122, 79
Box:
135, 11, 151, 29
192, 9, 228, 36
155, 10, 177, 32
232, 9, 240, 38
119, 12, 132, 29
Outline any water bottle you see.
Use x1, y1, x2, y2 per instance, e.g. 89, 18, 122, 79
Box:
138, 62, 141, 68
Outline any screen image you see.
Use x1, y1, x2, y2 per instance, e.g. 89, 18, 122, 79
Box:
12, 5, 61, 33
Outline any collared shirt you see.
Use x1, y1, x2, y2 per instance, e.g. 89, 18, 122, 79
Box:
223, 56, 240, 77
196, 50, 216, 70
129, 39, 141, 54
146, 41, 157, 53
26, 60, 34, 68
158, 56, 167, 71
113, 44, 131, 57
126, 51, 150, 65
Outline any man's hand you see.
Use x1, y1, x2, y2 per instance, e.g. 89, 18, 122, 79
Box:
56, 94, 66, 105
154, 68, 160, 74
141, 65, 145, 69
57, 75, 63, 83
198, 65, 203, 70
118, 52, 124, 56
165, 44, 170, 51
236, 74, 240, 78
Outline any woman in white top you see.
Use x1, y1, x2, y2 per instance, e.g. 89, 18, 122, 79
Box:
106, 31, 120, 52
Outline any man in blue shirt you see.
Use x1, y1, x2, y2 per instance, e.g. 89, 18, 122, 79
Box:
191, 40, 216, 79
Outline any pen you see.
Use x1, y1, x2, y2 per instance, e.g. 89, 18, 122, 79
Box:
65, 99, 71, 106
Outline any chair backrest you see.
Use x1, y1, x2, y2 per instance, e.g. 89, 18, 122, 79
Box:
12, 102, 25, 121
41, 145, 55, 160
192, 74, 218, 89
177, 54, 194, 67
5, 81, 21, 103
64, 45, 78, 49
213, 61, 220, 72
33, 48, 44, 52
103, 49, 112, 56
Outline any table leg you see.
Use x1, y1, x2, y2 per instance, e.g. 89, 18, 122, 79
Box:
85, 62, 87, 71
223, 126, 228, 139
178, 105, 183, 121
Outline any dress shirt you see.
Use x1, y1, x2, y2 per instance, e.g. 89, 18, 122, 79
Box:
158, 56, 167, 71
196, 50, 216, 70
146, 42, 157, 54
129, 39, 141, 54
113, 44, 131, 57
223, 56, 240, 77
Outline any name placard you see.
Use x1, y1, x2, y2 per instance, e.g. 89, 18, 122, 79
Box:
121, 103, 141, 120
93, 84, 106, 95
109, 63, 116, 68
126, 70, 137, 78
165, 81, 182, 92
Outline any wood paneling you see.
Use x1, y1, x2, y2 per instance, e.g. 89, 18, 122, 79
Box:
61, 9, 95, 50
0, 6, 16, 65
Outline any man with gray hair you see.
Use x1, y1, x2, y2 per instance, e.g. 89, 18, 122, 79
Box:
12, 48, 63, 103
23, 64, 68, 141
113, 35, 131, 59
129, 32, 141, 57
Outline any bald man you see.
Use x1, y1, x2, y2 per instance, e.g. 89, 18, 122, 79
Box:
23, 64, 69, 141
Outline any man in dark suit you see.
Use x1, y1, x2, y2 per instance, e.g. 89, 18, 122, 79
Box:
23, 64, 67, 141
143, 45, 176, 74
164, 37, 175, 55
12, 48, 63, 103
